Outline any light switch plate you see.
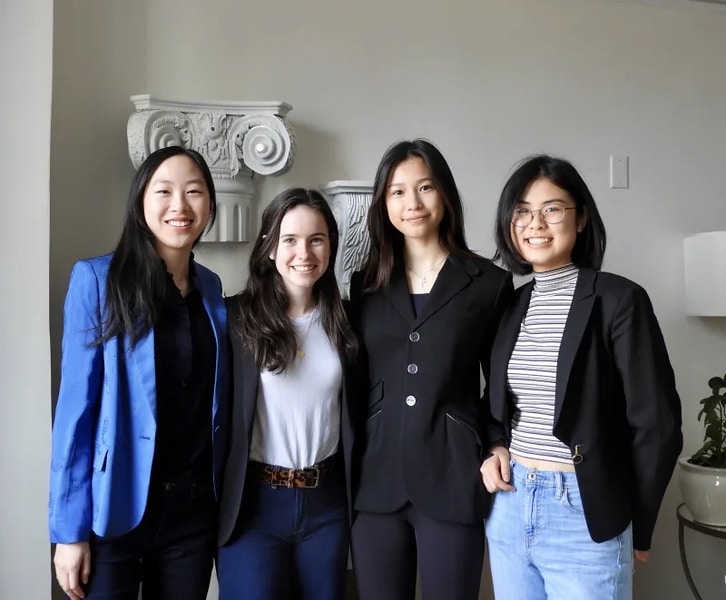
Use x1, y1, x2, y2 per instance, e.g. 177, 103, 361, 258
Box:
610, 155, 629, 189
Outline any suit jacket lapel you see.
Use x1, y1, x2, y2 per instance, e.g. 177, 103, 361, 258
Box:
385, 267, 416, 324
240, 352, 259, 444
493, 283, 532, 372
226, 298, 260, 443
415, 256, 475, 328
554, 269, 597, 426
490, 282, 532, 424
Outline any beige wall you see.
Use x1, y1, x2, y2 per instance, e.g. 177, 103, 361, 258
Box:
45, 0, 726, 598
0, 0, 53, 598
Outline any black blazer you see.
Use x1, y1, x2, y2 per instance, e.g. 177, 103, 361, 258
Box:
217, 296, 356, 546
487, 268, 682, 550
349, 254, 513, 524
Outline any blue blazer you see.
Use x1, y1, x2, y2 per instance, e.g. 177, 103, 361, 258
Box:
48, 254, 229, 544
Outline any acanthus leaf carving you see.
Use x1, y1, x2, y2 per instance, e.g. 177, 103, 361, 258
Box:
127, 95, 296, 243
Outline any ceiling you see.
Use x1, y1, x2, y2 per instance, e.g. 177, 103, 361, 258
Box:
604, 0, 726, 10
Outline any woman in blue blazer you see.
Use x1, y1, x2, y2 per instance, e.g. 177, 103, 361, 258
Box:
481, 155, 682, 600
49, 146, 229, 600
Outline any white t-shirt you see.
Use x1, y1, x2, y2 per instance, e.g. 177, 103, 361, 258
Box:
249, 308, 343, 469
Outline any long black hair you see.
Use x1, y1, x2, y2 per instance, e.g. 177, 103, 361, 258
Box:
233, 187, 357, 373
493, 154, 606, 275
101, 146, 216, 345
362, 139, 476, 291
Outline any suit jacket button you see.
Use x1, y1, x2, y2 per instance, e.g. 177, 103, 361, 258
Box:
405, 395, 416, 407
407, 363, 418, 374
409, 332, 420, 342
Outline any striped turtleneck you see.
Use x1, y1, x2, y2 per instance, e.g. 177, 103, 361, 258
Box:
507, 264, 579, 465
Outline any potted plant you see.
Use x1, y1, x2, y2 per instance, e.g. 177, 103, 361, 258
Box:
677, 373, 726, 526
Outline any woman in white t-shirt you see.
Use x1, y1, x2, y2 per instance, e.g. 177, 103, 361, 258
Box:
216, 188, 358, 600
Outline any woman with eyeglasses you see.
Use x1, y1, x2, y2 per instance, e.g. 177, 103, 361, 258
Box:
481, 154, 682, 600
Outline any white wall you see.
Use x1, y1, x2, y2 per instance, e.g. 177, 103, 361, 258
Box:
0, 0, 53, 598
50, 0, 149, 391
47, 0, 726, 598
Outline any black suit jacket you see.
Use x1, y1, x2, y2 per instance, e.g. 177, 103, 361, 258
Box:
349, 254, 513, 524
487, 268, 682, 550
217, 296, 356, 546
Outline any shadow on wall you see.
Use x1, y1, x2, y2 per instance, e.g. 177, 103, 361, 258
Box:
49, 2, 150, 599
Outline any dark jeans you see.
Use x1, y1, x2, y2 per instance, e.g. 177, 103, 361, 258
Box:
217, 466, 349, 600
85, 474, 216, 600
351, 504, 485, 600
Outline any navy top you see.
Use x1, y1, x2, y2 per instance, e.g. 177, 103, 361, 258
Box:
410, 293, 429, 318
153, 269, 216, 484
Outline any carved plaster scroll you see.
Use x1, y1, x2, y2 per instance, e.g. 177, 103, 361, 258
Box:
320, 180, 373, 299
127, 95, 295, 242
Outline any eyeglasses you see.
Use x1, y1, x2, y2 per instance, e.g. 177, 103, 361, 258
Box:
511, 205, 577, 227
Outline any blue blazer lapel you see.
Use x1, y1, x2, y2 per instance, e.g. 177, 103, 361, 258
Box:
195, 270, 228, 416
127, 331, 157, 422
554, 269, 597, 427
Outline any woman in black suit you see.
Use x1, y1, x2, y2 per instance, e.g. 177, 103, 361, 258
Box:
349, 139, 513, 600
216, 188, 358, 600
481, 155, 682, 600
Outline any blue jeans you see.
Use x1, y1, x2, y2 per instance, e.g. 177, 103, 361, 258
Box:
485, 461, 633, 600
216, 467, 349, 600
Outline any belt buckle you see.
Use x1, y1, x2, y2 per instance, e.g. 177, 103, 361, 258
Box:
302, 466, 320, 488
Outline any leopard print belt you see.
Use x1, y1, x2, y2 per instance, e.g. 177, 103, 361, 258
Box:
248, 453, 339, 489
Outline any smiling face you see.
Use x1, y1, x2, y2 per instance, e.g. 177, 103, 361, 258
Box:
385, 157, 444, 244
271, 204, 331, 302
511, 177, 586, 272
143, 154, 212, 262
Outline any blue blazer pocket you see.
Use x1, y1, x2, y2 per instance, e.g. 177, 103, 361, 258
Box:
93, 447, 108, 472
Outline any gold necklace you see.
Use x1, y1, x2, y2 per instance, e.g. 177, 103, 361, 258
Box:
295, 310, 315, 359
407, 255, 448, 290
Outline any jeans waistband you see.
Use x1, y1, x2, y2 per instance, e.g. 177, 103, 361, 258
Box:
510, 459, 580, 492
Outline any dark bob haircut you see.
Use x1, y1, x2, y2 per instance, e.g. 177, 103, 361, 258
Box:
363, 138, 475, 290
493, 154, 606, 275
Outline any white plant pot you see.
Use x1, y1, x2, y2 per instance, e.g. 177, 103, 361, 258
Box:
677, 456, 726, 526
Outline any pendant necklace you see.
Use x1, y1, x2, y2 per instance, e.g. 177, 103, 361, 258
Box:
407, 255, 448, 290
295, 310, 316, 359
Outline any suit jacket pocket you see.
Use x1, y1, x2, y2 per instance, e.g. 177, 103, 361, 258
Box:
367, 379, 384, 420
445, 411, 484, 455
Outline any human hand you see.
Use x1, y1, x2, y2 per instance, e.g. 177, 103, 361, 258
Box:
54, 542, 91, 599
634, 549, 649, 563
480, 446, 515, 493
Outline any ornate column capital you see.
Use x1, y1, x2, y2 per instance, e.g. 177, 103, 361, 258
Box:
320, 180, 373, 299
127, 94, 296, 242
